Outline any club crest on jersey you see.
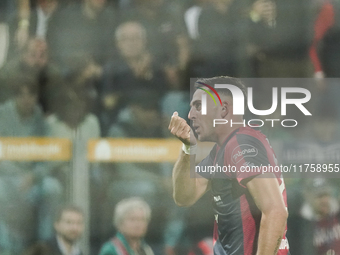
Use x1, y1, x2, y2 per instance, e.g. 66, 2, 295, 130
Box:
232, 144, 258, 164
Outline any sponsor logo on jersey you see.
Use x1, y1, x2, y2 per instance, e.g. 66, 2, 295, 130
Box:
232, 144, 258, 164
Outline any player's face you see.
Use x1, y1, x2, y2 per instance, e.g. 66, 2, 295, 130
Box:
54, 211, 84, 244
189, 89, 220, 142
119, 208, 149, 239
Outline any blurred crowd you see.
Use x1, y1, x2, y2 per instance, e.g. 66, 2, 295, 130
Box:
0, 0, 340, 254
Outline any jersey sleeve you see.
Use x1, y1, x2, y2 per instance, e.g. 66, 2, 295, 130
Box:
226, 134, 273, 187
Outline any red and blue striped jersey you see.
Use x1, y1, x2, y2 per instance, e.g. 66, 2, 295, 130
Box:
198, 127, 289, 255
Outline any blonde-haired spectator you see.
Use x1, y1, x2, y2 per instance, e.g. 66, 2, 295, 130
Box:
99, 197, 154, 255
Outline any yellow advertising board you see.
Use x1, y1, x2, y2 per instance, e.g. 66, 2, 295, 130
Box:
88, 139, 182, 162
88, 138, 215, 163
0, 137, 72, 161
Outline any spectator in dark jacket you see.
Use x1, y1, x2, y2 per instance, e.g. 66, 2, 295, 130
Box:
23, 205, 85, 255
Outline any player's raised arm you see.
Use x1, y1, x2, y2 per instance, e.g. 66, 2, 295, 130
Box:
168, 112, 210, 207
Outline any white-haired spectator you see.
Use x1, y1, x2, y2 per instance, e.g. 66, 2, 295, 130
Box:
100, 20, 169, 135
99, 197, 154, 255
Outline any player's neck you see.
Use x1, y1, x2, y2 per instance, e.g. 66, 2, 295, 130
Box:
216, 125, 240, 146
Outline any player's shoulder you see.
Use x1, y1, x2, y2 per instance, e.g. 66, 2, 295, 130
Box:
225, 127, 275, 168
227, 127, 268, 147
224, 127, 271, 160
236, 126, 266, 138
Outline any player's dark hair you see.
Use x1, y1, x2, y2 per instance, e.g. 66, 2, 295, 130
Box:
195, 76, 247, 100
54, 204, 84, 223
195, 76, 248, 112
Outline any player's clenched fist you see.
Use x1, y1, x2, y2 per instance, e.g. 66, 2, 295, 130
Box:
168, 112, 196, 146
